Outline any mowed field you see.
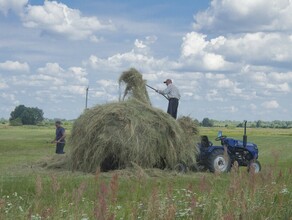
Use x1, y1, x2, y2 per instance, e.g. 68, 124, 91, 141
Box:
0, 124, 291, 219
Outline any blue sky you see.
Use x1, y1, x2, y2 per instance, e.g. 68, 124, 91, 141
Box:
1, 0, 292, 121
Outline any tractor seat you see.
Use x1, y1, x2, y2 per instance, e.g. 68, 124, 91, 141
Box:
200, 135, 212, 148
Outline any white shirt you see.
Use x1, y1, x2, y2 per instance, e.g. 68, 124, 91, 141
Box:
159, 84, 181, 99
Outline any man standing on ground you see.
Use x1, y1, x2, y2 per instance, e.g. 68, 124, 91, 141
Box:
51, 120, 66, 154
156, 79, 181, 119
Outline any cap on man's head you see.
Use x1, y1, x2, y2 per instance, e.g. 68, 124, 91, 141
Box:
163, 79, 172, 84
55, 120, 61, 125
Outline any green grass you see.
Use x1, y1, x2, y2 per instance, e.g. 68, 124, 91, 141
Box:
0, 124, 291, 219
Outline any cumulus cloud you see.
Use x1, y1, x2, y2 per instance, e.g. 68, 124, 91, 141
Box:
241, 67, 291, 93
220, 105, 238, 113
7, 63, 89, 103
133, 35, 158, 54
0, 60, 30, 72
269, 72, 292, 82
261, 100, 280, 109
181, 32, 292, 71
0, 0, 28, 15
21, 1, 114, 40
35, 63, 88, 92
175, 0, 292, 115
0, 81, 8, 89
134, 39, 147, 49
0, 92, 18, 105
217, 33, 292, 65
187, 0, 292, 73
85, 49, 172, 73
180, 32, 231, 70
193, 0, 292, 33
206, 89, 224, 101
181, 32, 208, 57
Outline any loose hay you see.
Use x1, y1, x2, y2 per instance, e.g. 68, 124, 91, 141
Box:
47, 68, 199, 173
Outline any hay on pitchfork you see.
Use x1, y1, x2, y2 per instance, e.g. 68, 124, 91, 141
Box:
119, 68, 151, 105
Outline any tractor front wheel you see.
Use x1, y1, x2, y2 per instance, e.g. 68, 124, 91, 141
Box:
208, 149, 231, 173
247, 160, 261, 173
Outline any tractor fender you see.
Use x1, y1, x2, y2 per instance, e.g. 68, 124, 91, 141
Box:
207, 146, 224, 153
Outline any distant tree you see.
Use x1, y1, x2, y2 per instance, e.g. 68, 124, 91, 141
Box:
193, 118, 200, 125
256, 120, 263, 128
201, 118, 214, 127
9, 105, 44, 125
237, 123, 243, 127
0, 118, 8, 124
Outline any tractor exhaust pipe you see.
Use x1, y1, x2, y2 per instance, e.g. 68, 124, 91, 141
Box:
243, 120, 247, 147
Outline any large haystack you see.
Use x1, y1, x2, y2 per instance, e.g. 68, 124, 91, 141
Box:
68, 68, 199, 173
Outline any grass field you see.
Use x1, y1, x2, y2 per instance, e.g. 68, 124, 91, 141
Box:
0, 124, 291, 219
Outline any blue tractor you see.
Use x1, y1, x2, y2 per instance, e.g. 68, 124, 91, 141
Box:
193, 121, 261, 173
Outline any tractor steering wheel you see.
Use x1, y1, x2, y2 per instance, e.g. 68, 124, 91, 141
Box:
215, 136, 227, 141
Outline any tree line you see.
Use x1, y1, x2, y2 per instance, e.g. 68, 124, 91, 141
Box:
3, 105, 292, 129
200, 117, 292, 129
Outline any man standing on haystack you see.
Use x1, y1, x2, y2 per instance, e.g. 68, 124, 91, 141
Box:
156, 79, 181, 119
51, 120, 66, 154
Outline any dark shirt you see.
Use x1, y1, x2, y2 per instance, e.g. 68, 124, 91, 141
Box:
56, 127, 65, 143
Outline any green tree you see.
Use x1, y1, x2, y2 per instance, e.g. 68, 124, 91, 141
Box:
9, 105, 44, 125
256, 120, 263, 128
201, 118, 214, 127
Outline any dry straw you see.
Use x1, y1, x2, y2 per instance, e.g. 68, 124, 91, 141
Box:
67, 68, 199, 173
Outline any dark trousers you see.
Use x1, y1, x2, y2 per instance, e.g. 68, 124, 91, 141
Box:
167, 98, 179, 119
56, 143, 65, 154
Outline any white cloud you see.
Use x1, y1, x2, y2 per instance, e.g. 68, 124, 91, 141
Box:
180, 32, 230, 71
0, 92, 18, 104
21, 1, 114, 40
0, 60, 30, 72
181, 32, 292, 70
133, 36, 158, 55
250, 103, 257, 110
37, 62, 64, 76
269, 72, 292, 82
134, 39, 147, 49
36, 63, 88, 85
181, 32, 208, 57
193, 0, 292, 32
86, 50, 172, 73
205, 73, 225, 80
266, 82, 290, 92
202, 53, 225, 70
89, 35, 104, 43
0, 0, 28, 15
220, 105, 238, 113
8, 62, 89, 103
217, 78, 234, 88
0, 81, 8, 89
242, 68, 291, 94
218, 33, 292, 64
206, 89, 224, 101
261, 100, 280, 109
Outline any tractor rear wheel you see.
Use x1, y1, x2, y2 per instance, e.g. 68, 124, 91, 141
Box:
208, 149, 231, 173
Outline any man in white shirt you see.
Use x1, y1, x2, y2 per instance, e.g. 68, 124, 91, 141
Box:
156, 79, 181, 119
